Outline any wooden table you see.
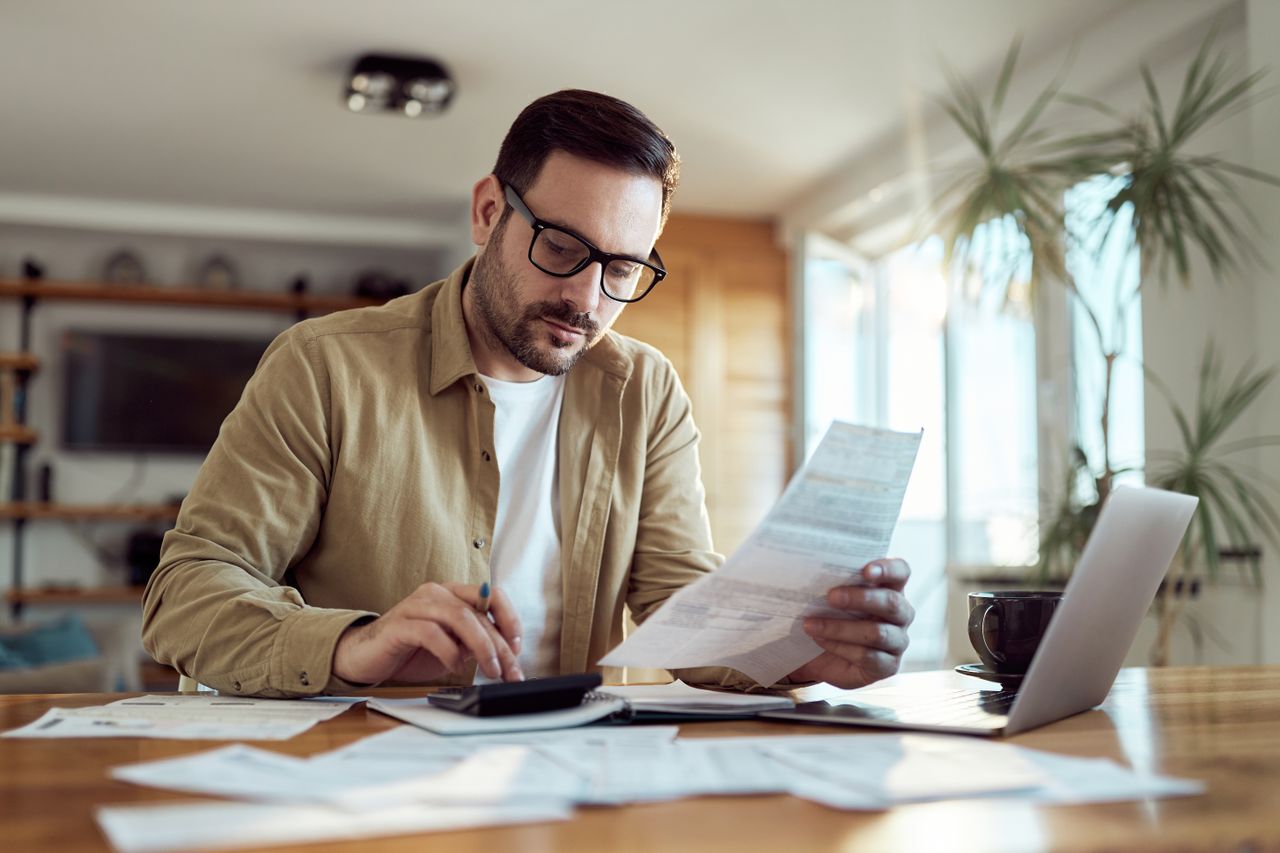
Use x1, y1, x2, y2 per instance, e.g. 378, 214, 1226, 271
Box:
2, 666, 1278, 852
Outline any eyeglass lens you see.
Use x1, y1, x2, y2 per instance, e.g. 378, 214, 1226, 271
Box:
530, 227, 657, 301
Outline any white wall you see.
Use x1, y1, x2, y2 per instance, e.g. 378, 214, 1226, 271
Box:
0, 224, 454, 596
1247, 0, 1280, 663
1137, 11, 1280, 665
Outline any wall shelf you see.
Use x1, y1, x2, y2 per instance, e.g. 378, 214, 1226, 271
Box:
0, 502, 181, 522
5, 586, 144, 605
0, 425, 37, 444
0, 278, 383, 315
0, 353, 39, 372
1, 274, 399, 618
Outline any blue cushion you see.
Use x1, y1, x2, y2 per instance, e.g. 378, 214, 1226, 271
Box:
0, 614, 99, 668
0, 642, 26, 670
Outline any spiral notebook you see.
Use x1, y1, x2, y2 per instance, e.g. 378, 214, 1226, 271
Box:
370, 681, 794, 735
369, 694, 630, 735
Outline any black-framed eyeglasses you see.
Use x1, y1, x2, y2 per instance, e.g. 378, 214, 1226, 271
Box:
501, 182, 667, 303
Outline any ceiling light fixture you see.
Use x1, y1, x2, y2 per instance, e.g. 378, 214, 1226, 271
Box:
344, 54, 456, 117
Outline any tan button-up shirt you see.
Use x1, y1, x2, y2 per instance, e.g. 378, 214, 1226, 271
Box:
142, 260, 752, 697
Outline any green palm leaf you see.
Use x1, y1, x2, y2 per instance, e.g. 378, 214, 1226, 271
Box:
930, 29, 1280, 594
1147, 347, 1280, 580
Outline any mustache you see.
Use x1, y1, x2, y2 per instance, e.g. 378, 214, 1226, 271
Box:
532, 301, 599, 336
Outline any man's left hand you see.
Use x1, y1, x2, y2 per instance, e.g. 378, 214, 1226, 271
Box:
787, 558, 914, 689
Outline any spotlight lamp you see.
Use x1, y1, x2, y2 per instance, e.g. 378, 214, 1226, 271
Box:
344, 54, 456, 117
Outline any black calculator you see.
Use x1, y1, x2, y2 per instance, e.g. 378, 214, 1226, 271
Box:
427, 673, 603, 717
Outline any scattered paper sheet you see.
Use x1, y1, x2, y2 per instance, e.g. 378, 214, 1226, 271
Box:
601, 422, 922, 684
597, 680, 794, 715
3, 694, 352, 741
95, 798, 571, 853
314, 718, 679, 757
107, 726, 1202, 824
759, 733, 1045, 804
109, 724, 684, 810
112, 745, 358, 805
982, 747, 1205, 805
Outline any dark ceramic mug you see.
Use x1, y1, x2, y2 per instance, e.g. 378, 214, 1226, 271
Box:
967, 591, 1062, 674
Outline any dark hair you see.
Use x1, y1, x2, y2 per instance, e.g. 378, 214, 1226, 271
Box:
493, 89, 680, 226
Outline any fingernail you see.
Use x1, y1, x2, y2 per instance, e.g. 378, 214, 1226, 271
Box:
512, 636, 523, 653
512, 666, 525, 681
488, 656, 499, 675
865, 564, 883, 581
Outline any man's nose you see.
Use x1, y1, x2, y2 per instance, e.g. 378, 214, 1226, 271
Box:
560, 261, 603, 314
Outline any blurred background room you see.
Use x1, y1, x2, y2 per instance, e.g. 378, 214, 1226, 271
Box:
1, 0, 1277, 693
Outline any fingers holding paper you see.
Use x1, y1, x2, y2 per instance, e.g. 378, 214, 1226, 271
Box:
789, 558, 914, 689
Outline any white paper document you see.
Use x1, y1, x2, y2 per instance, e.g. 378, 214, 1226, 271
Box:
986, 747, 1206, 805
601, 422, 922, 684
310, 724, 683, 808
109, 725, 682, 810
758, 733, 1045, 807
111, 744, 360, 805
95, 798, 571, 853
2, 694, 352, 740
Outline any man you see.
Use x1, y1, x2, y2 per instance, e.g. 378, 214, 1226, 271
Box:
142, 89, 913, 697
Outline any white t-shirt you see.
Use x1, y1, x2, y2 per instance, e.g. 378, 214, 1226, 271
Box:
475, 372, 567, 680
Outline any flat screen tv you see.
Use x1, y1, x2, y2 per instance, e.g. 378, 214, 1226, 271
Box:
61, 330, 273, 454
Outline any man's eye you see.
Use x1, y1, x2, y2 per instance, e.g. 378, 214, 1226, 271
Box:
608, 261, 640, 279
543, 236, 574, 255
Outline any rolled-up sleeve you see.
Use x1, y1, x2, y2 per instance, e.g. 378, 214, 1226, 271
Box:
142, 326, 375, 697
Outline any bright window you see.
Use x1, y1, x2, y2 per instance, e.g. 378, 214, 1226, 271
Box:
799, 177, 1143, 667
1065, 175, 1144, 493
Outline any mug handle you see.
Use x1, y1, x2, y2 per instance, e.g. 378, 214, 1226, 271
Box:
977, 602, 1006, 665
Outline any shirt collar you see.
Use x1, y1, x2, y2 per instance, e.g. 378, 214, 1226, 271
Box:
428, 259, 481, 396
429, 258, 634, 396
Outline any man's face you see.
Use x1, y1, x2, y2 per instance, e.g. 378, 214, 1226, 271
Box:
466, 151, 664, 379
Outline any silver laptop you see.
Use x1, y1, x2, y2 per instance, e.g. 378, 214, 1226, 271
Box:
760, 486, 1198, 737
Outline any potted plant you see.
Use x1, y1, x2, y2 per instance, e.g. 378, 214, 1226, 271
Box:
930, 28, 1280, 664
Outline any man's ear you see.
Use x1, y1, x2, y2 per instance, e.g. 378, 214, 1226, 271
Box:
471, 174, 505, 246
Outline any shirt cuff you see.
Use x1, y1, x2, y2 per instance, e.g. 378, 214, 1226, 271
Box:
273, 607, 378, 696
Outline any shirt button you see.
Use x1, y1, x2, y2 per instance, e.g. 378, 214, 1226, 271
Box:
473, 537, 486, 549
481, 450, 492, 462
473, 382, 484, 393
299, 671, 310, 686
233, 681, 242, 692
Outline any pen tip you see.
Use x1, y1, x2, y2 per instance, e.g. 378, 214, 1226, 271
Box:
480, 582, 489, 597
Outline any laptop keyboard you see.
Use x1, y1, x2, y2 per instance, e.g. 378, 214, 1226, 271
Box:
853, 687, 1019, 727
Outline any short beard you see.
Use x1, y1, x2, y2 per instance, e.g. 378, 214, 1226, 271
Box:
469, 239, 601, 377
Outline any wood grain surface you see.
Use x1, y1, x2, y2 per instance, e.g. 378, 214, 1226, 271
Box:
1, 666, 1277, 852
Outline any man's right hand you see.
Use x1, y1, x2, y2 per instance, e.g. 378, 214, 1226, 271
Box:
332, 582, 524, 685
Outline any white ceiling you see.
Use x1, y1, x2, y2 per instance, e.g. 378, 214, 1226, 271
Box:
0, 0, 1239, 245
